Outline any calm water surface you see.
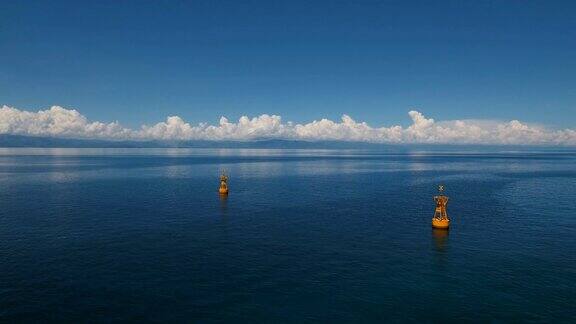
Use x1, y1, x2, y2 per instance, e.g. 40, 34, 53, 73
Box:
0, 148, 574, 322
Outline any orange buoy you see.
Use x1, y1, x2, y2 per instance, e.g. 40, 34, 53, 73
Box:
219, 172, 229, 195
432, 185, 450, 229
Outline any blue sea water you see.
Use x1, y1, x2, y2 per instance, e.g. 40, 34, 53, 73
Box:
0, 148, 574, 323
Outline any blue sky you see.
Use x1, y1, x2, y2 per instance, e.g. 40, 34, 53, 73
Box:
1, 0, 575, 129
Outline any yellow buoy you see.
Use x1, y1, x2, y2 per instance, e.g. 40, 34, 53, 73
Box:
219, 172, 229, 195
432, 184, 450, 229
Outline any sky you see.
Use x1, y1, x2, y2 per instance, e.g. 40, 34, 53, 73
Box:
0, 0, 575, 144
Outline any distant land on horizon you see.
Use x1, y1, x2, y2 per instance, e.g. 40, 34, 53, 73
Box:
0, 134, 574, 152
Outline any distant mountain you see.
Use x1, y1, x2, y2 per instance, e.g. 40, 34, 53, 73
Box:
0, 134, 573, 152
0, 134, 156, 148
0, 134, 389, 149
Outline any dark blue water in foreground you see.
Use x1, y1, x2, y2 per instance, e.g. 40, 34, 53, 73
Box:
0, 148, 574, 323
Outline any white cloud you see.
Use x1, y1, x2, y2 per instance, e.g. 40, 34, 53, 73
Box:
0, 105, 132, 139
0, 104, 574, 145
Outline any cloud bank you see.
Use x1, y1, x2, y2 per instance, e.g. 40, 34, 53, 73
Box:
0, 105, 574, 145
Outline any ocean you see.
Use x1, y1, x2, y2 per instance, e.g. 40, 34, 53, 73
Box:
0, 148, 574, 322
